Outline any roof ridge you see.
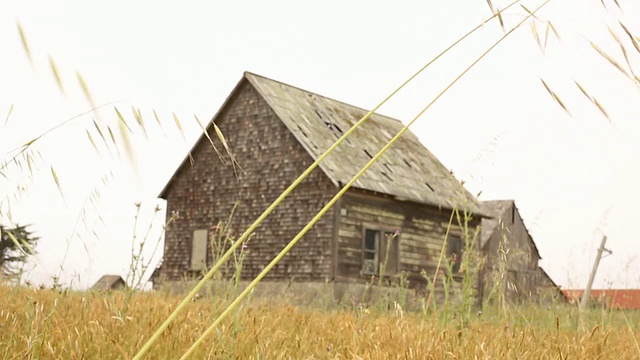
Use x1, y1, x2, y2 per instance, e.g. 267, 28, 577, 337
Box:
243, 71, 403, 124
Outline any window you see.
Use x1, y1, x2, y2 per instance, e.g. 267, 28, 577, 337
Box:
446, 234, 464, 274
190, 229, 209, 271
362, 228, 400, 276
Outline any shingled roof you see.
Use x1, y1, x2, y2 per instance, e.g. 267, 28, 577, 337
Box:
480, 200, 540, 256
160, 72, 478, 211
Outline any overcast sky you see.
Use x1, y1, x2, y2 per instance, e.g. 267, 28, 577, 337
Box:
1, 0, 638, 290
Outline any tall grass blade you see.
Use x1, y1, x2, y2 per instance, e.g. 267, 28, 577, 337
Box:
17, 21, 33, 66
132, 106, 148, 139
544, 22, 551, 50
590, 41, 630, 79
496, 8, 505, 32
4, 104, 14, 128
619, 22, 640, 54
173, 112, 186, 140
180, 2, 549, 356
49, 55, 65, 95
114, 107, 133, 133
5, 230, 32, 256
76, 71, 96, 108
486, 0, 495, 13
592, 97, 611, 122
574, 80, 591, 100
107, 126, 117, 148
520, 5, 541, 21
540, 78, 571, 116
548, 21, 561, 43
152, 109, 165, 132
93, 119, 110, 150
531, 23, 542, 50
86, 130, 100, 154
212, 122, 241, 175
425, 210, 456, 312
115, 107, 137, 166
132, 3, 522, 358
193, 115, 225, 165
50, 166, 64, 201
607, 25, 623, 45
485, 1, 505, 32
107, 125, 120, 157
26, 151, 34, 175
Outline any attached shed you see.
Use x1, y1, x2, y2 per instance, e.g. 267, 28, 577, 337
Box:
91, 275, 126, 292
479, 200, 560, 304
153, 72, 482, 302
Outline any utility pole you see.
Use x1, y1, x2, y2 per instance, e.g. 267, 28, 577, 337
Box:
580, 235, 611, 309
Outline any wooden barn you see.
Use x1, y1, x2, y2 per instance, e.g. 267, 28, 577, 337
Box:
479, 200, 562, 304
152, 72, 482, 303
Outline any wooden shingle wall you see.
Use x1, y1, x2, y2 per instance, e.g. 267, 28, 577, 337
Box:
159, 81, 336, 283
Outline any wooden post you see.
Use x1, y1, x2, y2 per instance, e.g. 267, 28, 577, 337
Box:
580, 235, 609, 309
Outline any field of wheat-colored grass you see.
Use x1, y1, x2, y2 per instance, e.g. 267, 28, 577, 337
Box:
1, 284, 638, 359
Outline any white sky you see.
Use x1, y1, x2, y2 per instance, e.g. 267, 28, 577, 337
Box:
1, 0, 638, 290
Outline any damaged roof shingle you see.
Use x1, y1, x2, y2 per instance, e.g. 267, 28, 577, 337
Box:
245, 72, 478, 211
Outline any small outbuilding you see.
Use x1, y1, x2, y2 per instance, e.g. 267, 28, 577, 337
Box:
91, 275, 127, 292
479, 200, 561, 304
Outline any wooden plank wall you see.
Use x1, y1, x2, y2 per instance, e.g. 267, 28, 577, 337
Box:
336, 191, 478, 291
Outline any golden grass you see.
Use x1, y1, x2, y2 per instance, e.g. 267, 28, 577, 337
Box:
1, 284, 638, 359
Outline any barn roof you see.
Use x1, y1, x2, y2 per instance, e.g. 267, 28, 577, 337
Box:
160, 72, 479, 211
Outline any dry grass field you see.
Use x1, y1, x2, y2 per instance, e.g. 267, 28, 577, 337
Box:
3, 2, 640, 359
1, 284, 638, 359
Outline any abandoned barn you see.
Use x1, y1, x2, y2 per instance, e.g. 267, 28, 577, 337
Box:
152, 72, 484, 304
479, 200, 563, 304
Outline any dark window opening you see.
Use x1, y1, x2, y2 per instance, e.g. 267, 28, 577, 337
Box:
381, 171, 393, 182
511, 204, 515, 224
403, 159, 412, 168
383, 163, 393, 173
425, 182, 434, 192
315, 110, 323, 119
364, 149, 373, 159
362, 228, 400, 276
446, 235, 464, 274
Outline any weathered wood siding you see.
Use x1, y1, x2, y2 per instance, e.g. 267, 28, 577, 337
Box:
158, 80, 336, 284
336, 191, 479, 288
481, 202, 545, 303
